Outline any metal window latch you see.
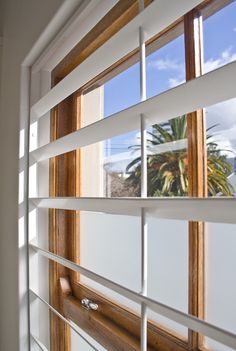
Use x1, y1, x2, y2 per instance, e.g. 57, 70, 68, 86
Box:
81, 298, 98, 311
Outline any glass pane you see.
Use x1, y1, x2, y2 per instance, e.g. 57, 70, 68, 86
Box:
80, 133, 140, 198
80, 212, 141, 295
147, 217, 188, 337
104, 61, 140, 116
81, 82, 141, 197
71, 322, 107, 351
205, 222, 236, 350
147, 309, 187, 340
205, 98, 236, 196
146, 28, 185, 98
203, 1, 236, 198
125, 116, 188, 197
204, 338, 235, 351
203, 1, 236, 74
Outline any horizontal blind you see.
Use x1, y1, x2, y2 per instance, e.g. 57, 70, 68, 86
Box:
30, 243, 236, 349
31, 197, 236, 224
28, 1, 236, 350
30, 0, 202, 120
30, 61, 236, 163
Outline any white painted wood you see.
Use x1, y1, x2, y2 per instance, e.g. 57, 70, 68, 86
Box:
30, 291, 99, 351
30, 0, 203, 119
30, 61, 236, 162
30, 197, 236, 224
32, 0, 119, 74
29, 245, 236, 350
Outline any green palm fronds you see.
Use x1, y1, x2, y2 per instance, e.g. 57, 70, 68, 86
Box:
126, 115, 234, 197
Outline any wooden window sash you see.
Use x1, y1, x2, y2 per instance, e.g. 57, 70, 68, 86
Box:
48, 0, 232, 350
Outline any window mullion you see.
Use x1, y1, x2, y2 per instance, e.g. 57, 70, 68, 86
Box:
184, 9, 206, 351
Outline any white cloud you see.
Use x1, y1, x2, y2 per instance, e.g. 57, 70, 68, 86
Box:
206, 98, 236, 129
204, 47, 236, 73
167, 47, 236, 88
149, 47, 236, 90
168, 77, 185, 88
148, 58, 184, 71
206, 98, 236, 156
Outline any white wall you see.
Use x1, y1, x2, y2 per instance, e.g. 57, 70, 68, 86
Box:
0, 1, 65, 350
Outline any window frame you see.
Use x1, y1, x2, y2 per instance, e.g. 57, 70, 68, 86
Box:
48, 0, 232, 350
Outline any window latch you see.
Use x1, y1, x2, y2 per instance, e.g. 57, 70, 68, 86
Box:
81, 298, 98, 311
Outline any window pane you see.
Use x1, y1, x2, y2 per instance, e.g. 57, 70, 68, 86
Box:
71, 322, 107, 351
203, 1, 236, 74
80, 212, 141, 296
80, 134, 140, 198
104, 61, 140, 117
81, 26, 187, 198
146, 28, 185, 98
125, 116, 188, 197
204, 338, 235, 351
147, 217, 188, 337
81, 84, 141, 197
203, 2, 236, 197
205, 98, 236, 197
205, 222, 236, 351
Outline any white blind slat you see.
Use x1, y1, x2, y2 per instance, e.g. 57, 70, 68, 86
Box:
30, 291, 99, 351
30, 244, 236, 351
31, 335, 48, 351
30, 197, 236, 224
30, 60, 236, 162
31, 0, 202, 120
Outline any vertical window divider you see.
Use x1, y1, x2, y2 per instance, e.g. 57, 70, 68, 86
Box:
139, 1, 148, 347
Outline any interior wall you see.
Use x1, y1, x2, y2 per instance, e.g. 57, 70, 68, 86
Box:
0, 0, 64, 350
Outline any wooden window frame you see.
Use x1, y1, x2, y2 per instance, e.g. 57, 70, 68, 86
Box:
48, 0, 233, 350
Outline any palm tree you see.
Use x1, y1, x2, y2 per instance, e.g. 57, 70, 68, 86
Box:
126, 115, 234, 196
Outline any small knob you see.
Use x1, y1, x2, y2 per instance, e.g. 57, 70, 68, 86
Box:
81, 298, 98, 311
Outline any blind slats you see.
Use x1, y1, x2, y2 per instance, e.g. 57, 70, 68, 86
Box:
31, 335, 48, 351
30, 197, 236, 224
30, 244, 236, 350
31, 0, 202, 120
29, 2, 236, 350
30, 291, 99, 351
30, 60, 236, 162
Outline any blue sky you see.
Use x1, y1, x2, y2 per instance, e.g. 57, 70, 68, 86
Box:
103, 1, 236, 158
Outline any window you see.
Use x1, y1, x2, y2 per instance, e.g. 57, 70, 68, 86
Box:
28, 1, 236, 350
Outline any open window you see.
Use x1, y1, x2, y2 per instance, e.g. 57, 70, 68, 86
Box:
29, 0, 236, 350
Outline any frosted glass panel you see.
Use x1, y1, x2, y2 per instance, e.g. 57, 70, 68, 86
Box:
71, 323, 107, 351
205, 222, 236, 350
80, 211, 141, 309
80, 212, 188, 335
204, 338, 235, 351
147, 217, 188, 336
147, 309, 187, 341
